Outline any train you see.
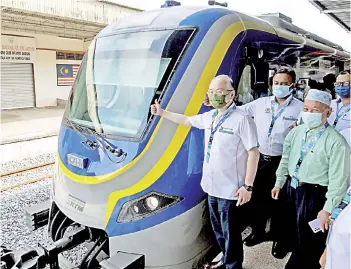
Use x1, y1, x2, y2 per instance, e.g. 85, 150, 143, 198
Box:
1, 2, 350, 269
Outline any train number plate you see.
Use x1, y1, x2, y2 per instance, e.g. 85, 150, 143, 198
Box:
67, 154, 88, 169
66, 194, 86, 212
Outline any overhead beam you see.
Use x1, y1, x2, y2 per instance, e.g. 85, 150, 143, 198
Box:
314, 0, 350, 2
322, 8, 351, 13
309, 0, 350, 32
1, 19, 100, 34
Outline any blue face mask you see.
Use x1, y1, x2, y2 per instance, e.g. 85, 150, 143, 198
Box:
301, 111, 324, 129
335, 85, 350, 98
273, 85, 291, 98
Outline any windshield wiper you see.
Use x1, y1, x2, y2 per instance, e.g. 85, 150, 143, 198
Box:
76, 125, 127, 163
63, 118, 97, 150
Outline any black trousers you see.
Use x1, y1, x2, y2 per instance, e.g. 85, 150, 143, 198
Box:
249, 154, 282, 234
271, 179, 296, 252
285, 182, 328, 269
208, 196, 243, 269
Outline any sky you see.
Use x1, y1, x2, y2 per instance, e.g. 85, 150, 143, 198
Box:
116, 0, 351, 52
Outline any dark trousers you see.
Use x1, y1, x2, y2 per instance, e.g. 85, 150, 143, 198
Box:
249, 154, 282, 234
271, 180, 296, 252
208, 196, 243, 269
285, 182, 328, 269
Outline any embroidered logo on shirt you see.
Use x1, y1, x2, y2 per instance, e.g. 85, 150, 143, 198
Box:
265, 108, 271, 113
283, 116, 298, 121
342, 114, 350, 121
219, 126, 234, 134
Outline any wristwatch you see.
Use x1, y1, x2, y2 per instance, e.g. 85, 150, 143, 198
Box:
243, 184, 253, 192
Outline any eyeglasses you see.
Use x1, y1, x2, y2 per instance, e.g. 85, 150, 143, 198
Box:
334, 81, 350, 87
207, 89, 233, 96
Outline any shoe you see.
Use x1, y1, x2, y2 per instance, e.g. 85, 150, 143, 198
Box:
244, 232, 267, 247
271, 241, 289, 259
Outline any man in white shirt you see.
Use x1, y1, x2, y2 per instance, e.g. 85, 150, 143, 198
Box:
150, 75, 260, 269
328, 70, 350, 143
239, 69, 303, 251
320, 187, 351, 269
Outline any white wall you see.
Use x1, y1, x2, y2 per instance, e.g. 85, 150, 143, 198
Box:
2, 30, 86, 107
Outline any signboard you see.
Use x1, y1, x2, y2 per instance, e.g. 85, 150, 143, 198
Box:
57, 64, 80, 86
1, 35, 36, 63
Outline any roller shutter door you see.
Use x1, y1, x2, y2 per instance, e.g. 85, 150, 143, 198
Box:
1, 63, 35, 109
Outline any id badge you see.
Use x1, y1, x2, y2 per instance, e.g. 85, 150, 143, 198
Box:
291, 176, 298, 189
266, 135, 273, 148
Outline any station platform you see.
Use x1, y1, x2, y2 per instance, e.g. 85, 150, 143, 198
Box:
1, 106, 64, 145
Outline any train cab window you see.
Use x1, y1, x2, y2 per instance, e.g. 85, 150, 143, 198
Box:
64, 29, 195, 141
236, 65, 254, 105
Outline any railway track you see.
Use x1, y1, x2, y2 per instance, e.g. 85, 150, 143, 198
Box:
0, 162, 55, 192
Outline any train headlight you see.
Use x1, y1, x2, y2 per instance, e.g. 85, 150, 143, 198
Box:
117, 192, 183, 223
145, 196, 159, 210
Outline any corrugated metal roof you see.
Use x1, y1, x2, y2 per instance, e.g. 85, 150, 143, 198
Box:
309, 0, 350, 32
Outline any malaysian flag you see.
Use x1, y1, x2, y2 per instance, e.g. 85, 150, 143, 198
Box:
57, 64, 80, 86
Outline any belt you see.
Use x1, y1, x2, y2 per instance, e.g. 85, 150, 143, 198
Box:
287, 177, 327, 190
299, 182, 328, 191
260, 154, 282, 162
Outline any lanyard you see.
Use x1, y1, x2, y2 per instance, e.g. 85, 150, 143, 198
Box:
333, 99, 350, 127
268, 96, 292, 137
291, 123, 328, 188
205, 104, 236, 163
331, 188, 350, 220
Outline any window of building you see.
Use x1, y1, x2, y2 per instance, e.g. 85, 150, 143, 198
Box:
56, 51, 85, 60
56, 51, 66, 59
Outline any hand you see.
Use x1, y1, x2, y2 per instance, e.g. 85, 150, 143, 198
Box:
319, 248, 327, 269
271, 187, 280, 200
289, 121, 297, 130
203, 94, 211, 106
235, 186, 252, 206
317, 210, 331, 232
150, 99, 163, 116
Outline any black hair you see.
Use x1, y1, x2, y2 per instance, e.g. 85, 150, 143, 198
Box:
339, 70, 350, 75
275, 68, 296, 83
323, 73, 336, 85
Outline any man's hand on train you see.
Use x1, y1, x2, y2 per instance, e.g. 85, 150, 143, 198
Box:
150, 99, 163, 116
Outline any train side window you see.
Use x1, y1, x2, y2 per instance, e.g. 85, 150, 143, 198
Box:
236, 65, 254, 105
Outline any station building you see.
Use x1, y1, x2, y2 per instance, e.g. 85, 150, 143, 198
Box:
1, 0, 142, 109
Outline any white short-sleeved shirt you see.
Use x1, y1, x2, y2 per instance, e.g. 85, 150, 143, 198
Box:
328, 99, 350, 133
189, 107, 258, 200
326, 199, 350, 269
241, 95, 303, 156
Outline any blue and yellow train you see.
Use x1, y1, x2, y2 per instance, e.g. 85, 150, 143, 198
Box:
1, 3, 350, 269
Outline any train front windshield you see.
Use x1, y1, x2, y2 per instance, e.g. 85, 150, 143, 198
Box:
64, 29, 194, 139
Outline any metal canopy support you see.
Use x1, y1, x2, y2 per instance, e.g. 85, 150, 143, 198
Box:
1, 7, 106, 40
309, 0, 351, 32
322, 8, 350, 13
